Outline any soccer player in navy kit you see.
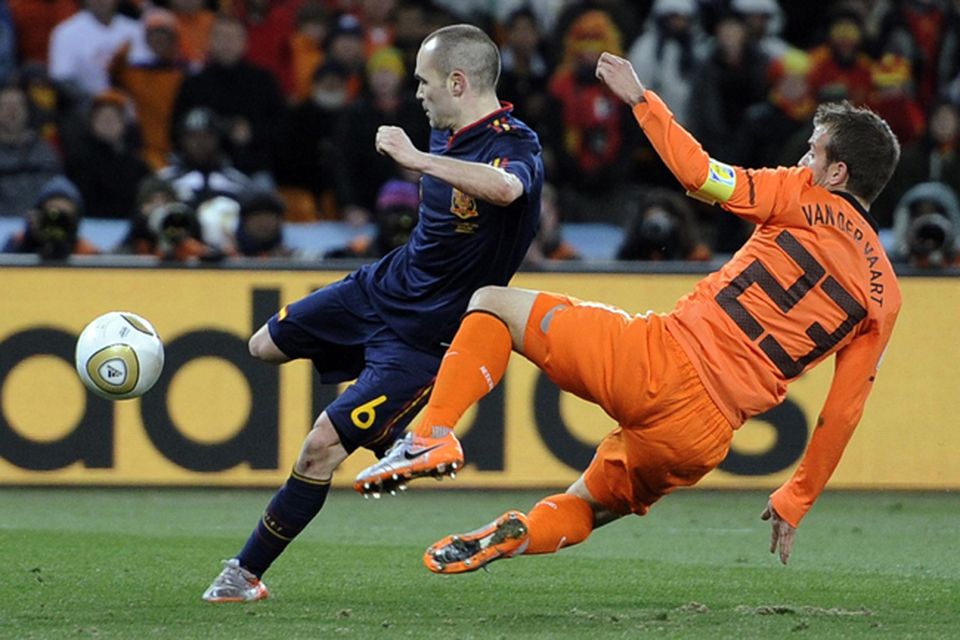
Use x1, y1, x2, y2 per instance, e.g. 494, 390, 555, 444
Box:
202, 24, 543, 602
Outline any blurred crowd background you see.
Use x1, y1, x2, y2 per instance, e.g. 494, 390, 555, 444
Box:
0, 0, 958, 268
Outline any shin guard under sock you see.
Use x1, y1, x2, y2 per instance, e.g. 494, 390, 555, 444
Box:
524, 494, 595, 555
415, 311, 512, 437
237, 471, 330, 577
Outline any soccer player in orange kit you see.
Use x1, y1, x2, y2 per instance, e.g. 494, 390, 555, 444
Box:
354, 52, 902, 571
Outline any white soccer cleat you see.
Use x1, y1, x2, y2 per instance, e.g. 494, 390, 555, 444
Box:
202, 559, 269, 603
353, 432, 464, 496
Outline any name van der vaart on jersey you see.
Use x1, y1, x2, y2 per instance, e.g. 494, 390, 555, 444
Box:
802, 202, 886, 307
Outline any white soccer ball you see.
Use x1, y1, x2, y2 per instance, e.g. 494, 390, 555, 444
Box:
75, 311, 165, 400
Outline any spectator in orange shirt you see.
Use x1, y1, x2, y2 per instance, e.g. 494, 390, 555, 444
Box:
170, 0, 215, 68
2, 175, 100, 258
110, 7, 189, 169
288, 1, 330, 101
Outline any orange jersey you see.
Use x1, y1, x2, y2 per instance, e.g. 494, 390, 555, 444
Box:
633, 91, 901, 526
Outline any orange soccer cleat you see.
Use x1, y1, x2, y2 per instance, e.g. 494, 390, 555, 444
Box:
423, 511, 529, 574
353, 432, 464, 497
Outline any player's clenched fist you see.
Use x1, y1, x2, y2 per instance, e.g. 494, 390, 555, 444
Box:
376, 125, 426, 172
595, 52, 646, 107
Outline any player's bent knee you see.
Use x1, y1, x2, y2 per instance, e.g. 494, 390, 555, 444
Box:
567, 475, 622, 527
296, 415, 349, 478
467, 285, 510, 314
249, 326, 288, 363
467, 286, 539, 351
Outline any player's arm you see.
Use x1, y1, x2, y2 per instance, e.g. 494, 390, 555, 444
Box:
765, 313, 899, 563
375, 125, 524, 206
595, 52, 791, 226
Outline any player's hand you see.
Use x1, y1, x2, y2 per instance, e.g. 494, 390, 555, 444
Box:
595, 52, 646, 106
376, 125, 427, 172
761, 500, 797, 565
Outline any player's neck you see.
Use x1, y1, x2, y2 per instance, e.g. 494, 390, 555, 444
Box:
829, 186, 870, 211
452, 94, 504, 133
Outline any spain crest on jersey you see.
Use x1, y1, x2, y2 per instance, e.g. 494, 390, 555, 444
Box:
450, 188, 478, 219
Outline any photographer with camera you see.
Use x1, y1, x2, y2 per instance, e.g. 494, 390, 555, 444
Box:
2, 175, 99, 259
891, 181, 960, 269
616, 187, 711, 261
148, 200, 221, 263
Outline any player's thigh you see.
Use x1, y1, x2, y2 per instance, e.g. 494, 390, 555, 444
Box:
582, 401, 732, 517
266, 276, 374, 381
324, 342, 441, 457
521, 291, 632, 409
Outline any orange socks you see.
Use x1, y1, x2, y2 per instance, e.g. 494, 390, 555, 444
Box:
414, 311, 512, 438
524, 494, 594, 555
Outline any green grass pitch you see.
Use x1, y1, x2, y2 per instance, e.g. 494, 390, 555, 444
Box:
1, 488, 957, 639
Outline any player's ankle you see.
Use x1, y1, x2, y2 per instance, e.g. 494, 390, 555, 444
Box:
429, 426, 453, 439
413, 423, 453, 438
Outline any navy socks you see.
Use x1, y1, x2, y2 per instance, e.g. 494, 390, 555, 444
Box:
237, 471, 331, 577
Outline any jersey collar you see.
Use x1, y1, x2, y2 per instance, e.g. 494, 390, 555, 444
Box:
446, 102, 514, 149
835, 190, 879, 233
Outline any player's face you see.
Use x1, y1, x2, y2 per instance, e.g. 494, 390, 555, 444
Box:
799, 125, 833, 187
414, 42, 456, 130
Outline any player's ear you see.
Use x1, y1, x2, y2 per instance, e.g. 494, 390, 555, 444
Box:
448, 70, 467, 97
828, 160, 849, 189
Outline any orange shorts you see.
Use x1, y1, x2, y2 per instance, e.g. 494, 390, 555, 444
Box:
523, 292, 733, 515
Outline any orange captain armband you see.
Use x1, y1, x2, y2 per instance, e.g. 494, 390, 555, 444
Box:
687, 159, 737, 205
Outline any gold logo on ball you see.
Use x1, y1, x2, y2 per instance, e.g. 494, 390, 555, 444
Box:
86, 345, 140, 394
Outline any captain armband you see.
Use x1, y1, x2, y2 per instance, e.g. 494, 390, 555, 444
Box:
686, 159, 737, 204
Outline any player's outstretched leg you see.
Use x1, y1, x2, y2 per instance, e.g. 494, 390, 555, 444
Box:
202, 559, 269, 602
424, 493, 598, 574
353, 309, 513, 495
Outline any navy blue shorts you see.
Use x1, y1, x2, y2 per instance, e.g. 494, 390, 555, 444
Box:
267, 274, 440, 455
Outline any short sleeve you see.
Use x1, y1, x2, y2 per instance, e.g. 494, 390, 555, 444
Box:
487, 134, 540, 197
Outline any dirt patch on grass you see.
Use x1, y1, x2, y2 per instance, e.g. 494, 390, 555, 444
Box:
735, 605, 874, 617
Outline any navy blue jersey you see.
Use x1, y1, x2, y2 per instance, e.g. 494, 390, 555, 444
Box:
355, 105, 543, 353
